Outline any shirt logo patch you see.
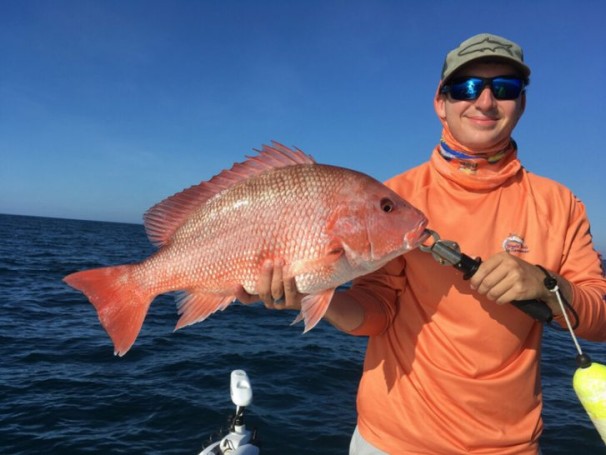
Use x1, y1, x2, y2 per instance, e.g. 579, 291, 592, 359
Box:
502, 234, 529, 254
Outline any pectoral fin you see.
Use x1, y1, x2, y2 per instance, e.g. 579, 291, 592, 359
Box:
288, 241, 344, 276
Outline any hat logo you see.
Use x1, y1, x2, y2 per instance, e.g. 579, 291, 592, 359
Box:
459, 36, 514, 57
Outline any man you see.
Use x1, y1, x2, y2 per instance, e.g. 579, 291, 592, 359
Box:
240, 33, 606, 454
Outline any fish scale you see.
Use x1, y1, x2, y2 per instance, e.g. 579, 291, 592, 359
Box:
175, 166, 338, 290
64, 142, 428, 356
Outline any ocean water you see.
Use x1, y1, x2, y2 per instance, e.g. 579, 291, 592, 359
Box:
1, 213, 604, 455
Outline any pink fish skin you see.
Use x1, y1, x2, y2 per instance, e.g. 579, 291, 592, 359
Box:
64, 142, 428, 356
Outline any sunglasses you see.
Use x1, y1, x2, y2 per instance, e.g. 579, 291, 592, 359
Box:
440, 76, 526, 101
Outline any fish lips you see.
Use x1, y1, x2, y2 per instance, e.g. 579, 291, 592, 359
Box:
403, 219, 431, 251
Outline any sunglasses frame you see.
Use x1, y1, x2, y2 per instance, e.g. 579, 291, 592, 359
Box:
440, 76, 527, 101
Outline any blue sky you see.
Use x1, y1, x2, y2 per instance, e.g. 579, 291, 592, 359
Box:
2, 0, 605, 251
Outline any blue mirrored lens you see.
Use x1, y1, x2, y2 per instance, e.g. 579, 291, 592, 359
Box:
491, 77, 523, 99
444, 77, 524, 100
449, 78, 484, 100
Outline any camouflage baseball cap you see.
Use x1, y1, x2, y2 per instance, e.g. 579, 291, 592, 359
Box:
441, 33, 531, 82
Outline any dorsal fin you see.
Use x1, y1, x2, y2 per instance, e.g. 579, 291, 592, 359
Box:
143, 141, 315, 247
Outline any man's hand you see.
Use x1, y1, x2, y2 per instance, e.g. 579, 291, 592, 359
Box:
235, 259, 304, 311
470, 252, 569, 315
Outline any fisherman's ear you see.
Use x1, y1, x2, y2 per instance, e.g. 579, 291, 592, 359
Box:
433, 94, 446, 122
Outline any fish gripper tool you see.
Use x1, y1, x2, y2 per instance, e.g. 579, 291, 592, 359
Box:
419, 229, 553, 323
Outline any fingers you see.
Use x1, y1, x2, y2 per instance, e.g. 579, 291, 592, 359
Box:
256, 259, 287, 309
257, 259, 277, 308
283, 273, 299, 306
238, 258, 303, 310
236, 259, 278, 306
259, 258, 303, 311
470, 255, 512, 303
271, 258, 285, 303
234, 285, 258, 305
470, 252, 543, 304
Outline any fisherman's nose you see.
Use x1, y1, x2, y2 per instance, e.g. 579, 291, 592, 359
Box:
474, 86, 497, 110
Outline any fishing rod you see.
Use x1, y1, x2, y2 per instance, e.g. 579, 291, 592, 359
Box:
419, 229, 606, 445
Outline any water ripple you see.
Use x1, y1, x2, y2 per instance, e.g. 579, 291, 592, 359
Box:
1, 214, 604, 454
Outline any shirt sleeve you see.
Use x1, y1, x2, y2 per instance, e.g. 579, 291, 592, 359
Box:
343, 256, 407, 336
555, 196, 606, 341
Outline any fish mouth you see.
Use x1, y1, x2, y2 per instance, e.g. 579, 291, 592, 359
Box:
404, 220, 431, 250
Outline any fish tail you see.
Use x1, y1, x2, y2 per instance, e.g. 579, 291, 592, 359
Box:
63, 265, 153, 356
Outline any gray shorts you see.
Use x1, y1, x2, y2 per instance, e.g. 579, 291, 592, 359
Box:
349, 426, 388, 455
349, 425, 542, 454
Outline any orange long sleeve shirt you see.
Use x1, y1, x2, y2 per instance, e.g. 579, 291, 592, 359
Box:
347, 148, 606, 454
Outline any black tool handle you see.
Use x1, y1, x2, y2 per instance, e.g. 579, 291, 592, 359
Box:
509, 299, 553, 323
457, 254, 553, 323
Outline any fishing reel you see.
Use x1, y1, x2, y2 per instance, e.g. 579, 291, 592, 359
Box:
198, 370, 261, 455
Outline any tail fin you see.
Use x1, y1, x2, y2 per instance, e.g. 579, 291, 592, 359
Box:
63, 265, 153, 356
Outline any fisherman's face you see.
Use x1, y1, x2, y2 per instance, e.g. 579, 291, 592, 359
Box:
436, 62, 526, 151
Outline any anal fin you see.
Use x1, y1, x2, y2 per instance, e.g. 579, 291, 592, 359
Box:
175, 290, 235, 330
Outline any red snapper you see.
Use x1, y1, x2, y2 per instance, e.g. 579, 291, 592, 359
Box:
64, 142, 428, 356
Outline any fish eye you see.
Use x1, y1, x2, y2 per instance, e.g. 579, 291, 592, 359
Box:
380, 198, 394, 213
